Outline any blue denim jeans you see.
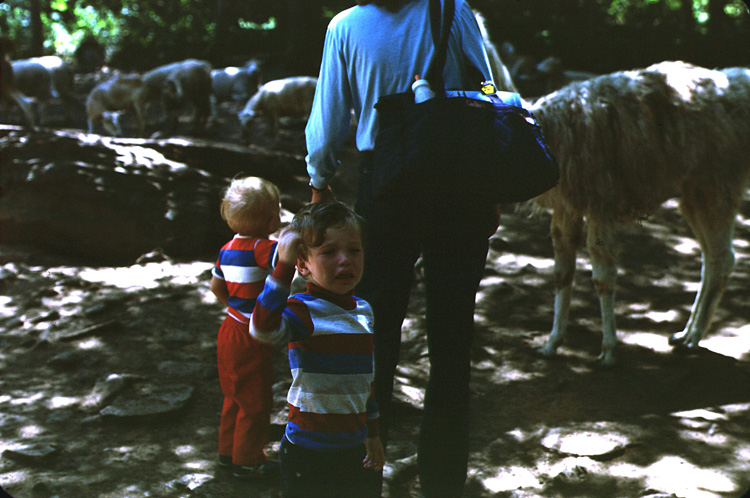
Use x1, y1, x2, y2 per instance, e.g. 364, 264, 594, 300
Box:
355, 152, 492, 497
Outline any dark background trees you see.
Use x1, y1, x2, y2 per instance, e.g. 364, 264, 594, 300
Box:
1, 0, 748, 75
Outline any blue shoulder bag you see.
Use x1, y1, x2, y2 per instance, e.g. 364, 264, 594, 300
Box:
372, 0, 559, 204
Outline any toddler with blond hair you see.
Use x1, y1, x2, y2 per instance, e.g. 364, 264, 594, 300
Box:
210, 176, 281, 479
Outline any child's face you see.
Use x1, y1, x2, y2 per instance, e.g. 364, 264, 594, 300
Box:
297, 225, 363, 295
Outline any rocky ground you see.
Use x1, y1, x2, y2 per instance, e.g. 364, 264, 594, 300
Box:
2, 81, 750, 498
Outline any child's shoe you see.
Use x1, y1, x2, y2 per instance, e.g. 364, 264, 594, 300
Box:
232, 461, 280, 479
218, 455, 232, 468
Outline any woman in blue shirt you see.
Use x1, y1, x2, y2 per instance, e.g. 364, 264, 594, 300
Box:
305, 1, 511, 496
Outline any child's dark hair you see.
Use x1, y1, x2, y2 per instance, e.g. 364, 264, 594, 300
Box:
291, 202, 365, 259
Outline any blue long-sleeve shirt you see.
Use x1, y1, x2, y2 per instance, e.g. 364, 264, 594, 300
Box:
305, 0, 494, 189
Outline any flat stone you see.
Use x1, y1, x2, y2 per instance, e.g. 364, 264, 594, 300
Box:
157, 361, 215, 380
53, 320, 122, 342
2, 317, 24, 330
549, 456, 600, 482
482, 466, 542, 492
3, 444, 59, 465
81, 373, 143, 411
162, 331, 195, 345
29, 310, 60, 324
47, 350, 89, 370
542, 428, 629, 460
0, 413, 28, 437
99, 383, 194, 423
167, 473, 214, 491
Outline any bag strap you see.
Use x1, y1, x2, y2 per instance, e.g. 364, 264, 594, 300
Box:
424, 0, 455, 95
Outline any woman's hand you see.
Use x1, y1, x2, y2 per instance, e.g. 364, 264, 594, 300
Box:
311, 184, 336, 203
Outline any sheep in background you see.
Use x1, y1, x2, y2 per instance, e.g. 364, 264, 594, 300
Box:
0, 36, 35, 127
238, 76, 317, 138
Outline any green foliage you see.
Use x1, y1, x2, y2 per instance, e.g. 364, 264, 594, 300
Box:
238, 17, 277, 31
1, 0, 747, 73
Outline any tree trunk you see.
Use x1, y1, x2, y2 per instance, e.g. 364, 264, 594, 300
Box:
707, 0, 727, 36
29, 0, 44, 56
212, 0, 227, 64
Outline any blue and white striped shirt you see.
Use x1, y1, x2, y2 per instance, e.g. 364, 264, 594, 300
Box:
251, 263, 379, 451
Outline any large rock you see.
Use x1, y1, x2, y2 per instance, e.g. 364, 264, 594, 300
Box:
0, 127, 308, 264
99, 383, 195, 423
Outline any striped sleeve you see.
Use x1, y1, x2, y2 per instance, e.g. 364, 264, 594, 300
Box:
254, 239, 279, 270
251, 261, 312, 344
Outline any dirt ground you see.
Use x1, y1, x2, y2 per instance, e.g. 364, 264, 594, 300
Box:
2, 81, 750, 498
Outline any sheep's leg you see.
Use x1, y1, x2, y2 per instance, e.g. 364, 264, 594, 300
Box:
11, 91, 35, 128
586, 218, 620, 367
670, 185, 737, 349
537, 206, 584, 358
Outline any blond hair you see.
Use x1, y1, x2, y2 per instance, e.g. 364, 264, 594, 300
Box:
220, 176, 280, 235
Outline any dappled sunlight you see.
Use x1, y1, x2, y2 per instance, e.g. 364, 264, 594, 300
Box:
478, 275, 505, 287
173, 444, 197, 457
104, 141, 187, 171
620, 332, 673, 352
104, 444, 165, 465
0, 295, 15, 318
400, 317, 424, 342
46, 289, 87, 309
642, 310, 680, 323
9, 392, 43, 406
648, 62, 730, 102
699, 324, 750, 360
677, 428, 729, 447
0, 469, 32, 488
479, 465, 542, 493
201, 287, 219, 304
396, 384, 424, 405
541, 430, 629, 457
79, 261, 213, 290
474, 361, 543, 384
76, 337, 104, 350
645, 456, 736, 497
48, 395, 79, 409
171, 445, 219, 472
182, 461, 213, 471
673, 408, 727, 421
672, 236, 700, 255
18, 424, 43, 438
0, 189, 747, 497
492, 253, 554, 271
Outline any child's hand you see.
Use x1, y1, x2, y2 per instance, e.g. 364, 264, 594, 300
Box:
277, 226, 304, 265
363, 436, 385, 471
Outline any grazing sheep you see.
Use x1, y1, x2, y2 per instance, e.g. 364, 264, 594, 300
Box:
238, 76, 317, 135
139, 59, 212, 135
531, 61, 750, 366
86, 72, 145, 136
11, 55, 77, 125
0, 36, 35, 127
